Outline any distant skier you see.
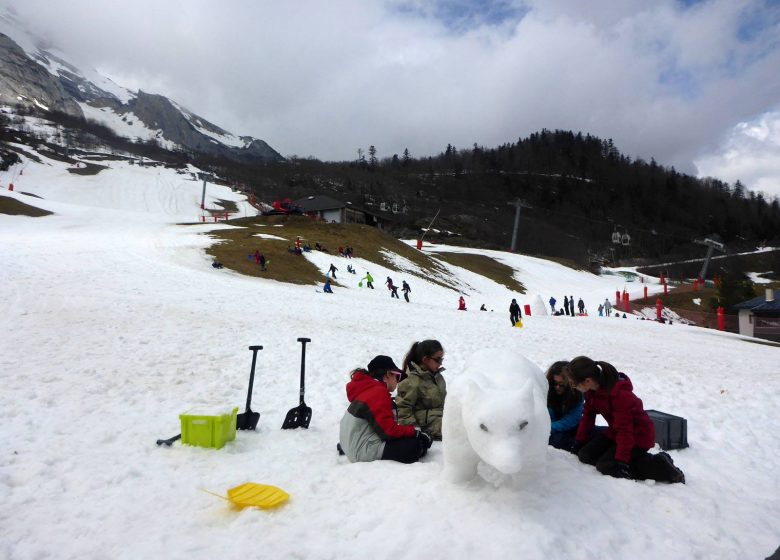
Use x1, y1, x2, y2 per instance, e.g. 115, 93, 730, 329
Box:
549, 296, 557, 314
328, 263, 338, 279
402, 281, 411, 302
509, 299, 521, 326
563, 296, 570, 316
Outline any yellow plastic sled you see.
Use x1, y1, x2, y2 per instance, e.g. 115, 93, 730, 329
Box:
514, 320, 523, 328
203, 482, 290, 509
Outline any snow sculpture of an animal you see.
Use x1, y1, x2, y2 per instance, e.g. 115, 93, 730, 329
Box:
442, 349, 550, 483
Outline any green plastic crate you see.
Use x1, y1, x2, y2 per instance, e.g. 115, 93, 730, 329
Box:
179, 406, 238, 449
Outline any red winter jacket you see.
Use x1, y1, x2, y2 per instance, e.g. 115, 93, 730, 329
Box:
575, 374, 656, 463
345, 372, 414, 438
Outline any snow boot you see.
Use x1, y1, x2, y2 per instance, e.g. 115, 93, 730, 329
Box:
656, 451, 685, 484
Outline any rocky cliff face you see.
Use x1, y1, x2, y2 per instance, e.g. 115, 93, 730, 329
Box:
0, 34, 82, 116
0, 31, 283, 163
128, 91, 282, 162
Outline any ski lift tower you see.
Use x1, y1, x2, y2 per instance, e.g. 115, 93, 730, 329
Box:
508, 198, 531, 252
694, 235, 725, 280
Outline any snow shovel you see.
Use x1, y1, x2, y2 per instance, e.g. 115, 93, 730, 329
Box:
281, 338, 312, 429
236, 345, 263, 431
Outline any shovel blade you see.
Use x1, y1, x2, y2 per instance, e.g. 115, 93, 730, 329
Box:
281, 403, 312, 430
236, 410, 260, 431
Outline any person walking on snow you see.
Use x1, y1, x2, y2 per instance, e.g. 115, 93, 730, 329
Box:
328, 263, 338, 279
361, 272, 374, 289
402, 281, 411, 302
604, 298, 612, 317
509, 298, 522, 326
578, 298, 585, 315
386, 277, 399, 299
549, 296, 557, 313
563, 296, 570, 316
569, 295, 575, 317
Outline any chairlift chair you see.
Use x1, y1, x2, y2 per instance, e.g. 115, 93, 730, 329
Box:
612, 228, 621, 244
621, 232, 631, 246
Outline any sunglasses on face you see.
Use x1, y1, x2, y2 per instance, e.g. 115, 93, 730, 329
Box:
427, 355, 443, 365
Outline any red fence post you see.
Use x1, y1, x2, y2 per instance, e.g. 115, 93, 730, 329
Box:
663, 283, 668, 296
717, 306, 725, 331
622, 290, 629, 312
616, 290, 621, 307
416, 239, 423, 250
656, 298, 663, 321
643, 286, 648, 303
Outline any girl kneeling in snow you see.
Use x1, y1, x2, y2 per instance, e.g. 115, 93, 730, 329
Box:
567, 356, 685, 484
339, 355, 432, 464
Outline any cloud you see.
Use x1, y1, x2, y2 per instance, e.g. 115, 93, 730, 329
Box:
4, 0, 780, 195
695, 109, 780, 199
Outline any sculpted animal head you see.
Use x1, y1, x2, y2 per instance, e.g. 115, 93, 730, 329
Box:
458, 349, 550, 474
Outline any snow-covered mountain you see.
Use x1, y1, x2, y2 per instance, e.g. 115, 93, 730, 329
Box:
0, 10, 282, 163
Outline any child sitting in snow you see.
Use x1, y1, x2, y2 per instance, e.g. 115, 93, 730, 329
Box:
396, 340, 446, 441
546, 361, 583, 452
566, 356, 685, 483
339, 355, 432, 463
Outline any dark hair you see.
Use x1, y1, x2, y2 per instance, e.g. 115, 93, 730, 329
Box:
546, 361, 581, 414
402, 339, 443, 372
566, 356, 619, 391
350, 367, 385, 382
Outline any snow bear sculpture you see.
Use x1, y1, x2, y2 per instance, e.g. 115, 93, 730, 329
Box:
442, 349, 550, 483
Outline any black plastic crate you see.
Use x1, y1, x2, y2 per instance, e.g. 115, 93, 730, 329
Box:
646, 409, 688, 450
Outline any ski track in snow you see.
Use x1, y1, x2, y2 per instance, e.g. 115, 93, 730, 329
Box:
0, 153, 779, 560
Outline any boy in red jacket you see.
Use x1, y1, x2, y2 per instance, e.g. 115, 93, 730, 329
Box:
568, 356, 685, 483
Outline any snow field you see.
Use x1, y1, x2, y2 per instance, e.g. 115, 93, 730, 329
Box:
0, 152, 779, 559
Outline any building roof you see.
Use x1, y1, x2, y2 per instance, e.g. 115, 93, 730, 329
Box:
294, 195, 347, 213
293, 195, 390, 221
733, 290, 780, 312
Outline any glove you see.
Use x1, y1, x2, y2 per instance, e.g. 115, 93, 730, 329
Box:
416, 429, 433, 449
609, 461, 632, 479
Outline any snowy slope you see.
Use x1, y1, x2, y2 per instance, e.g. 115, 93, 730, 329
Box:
1, 152, 779, 560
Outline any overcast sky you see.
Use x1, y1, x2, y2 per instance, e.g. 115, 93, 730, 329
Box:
5, 0, 780, 197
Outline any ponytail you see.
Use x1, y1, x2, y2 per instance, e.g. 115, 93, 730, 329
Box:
567, 356, 619, 390
402, 339, 444, 371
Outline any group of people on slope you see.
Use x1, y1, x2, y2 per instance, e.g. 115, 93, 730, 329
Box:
324, 270, 413, 302
339, 346, 685, 484
550, 295, 585, 316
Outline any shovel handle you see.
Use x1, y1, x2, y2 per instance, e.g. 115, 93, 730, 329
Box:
246, 345, 263, 411
297, 338, 310, 403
